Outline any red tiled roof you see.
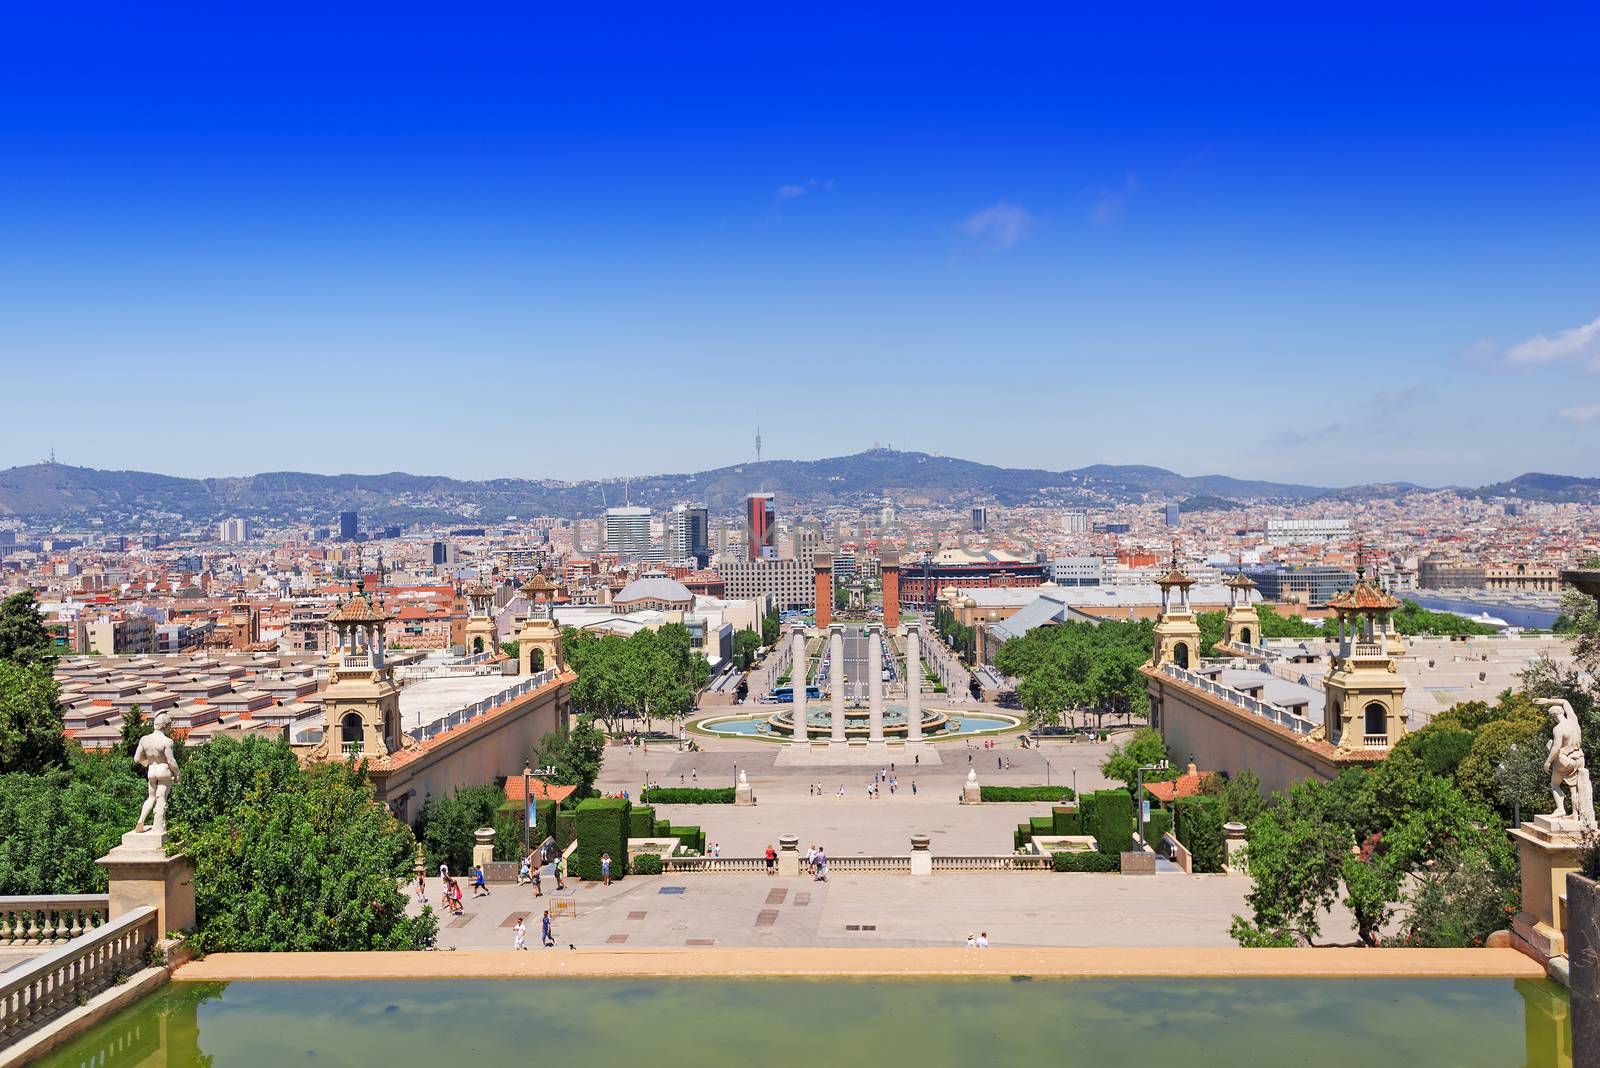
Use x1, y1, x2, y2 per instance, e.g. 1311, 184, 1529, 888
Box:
503, 778, 578, 803
1144, 772, 1210, 803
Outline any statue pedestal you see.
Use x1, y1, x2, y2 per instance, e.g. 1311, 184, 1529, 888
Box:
1509, 815, 1590, 965
97, 831, 196, 939
961, 771, 982, 805
735, 778, 756, 806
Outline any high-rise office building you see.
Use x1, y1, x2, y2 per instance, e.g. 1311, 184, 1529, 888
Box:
217, 517, 254, 543
1164, 504, 1181, 527
339, 510, 359, 541
1061, 510, 1089, 534
604, 506, 653, 559
671, 503, 711, 566
971, 506, 987, 532
430, 540, 457, 566
746, 493, 776, 561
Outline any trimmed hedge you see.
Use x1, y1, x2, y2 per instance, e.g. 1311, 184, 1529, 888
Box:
1052, 850, 1120, 872
629, 804, 657, 839
573, 797, 630, 881
979, 786, 1076, 803
1082, 790, 1135, 856
1014, 824, 1032, 851
663, 824, 705, 854
1051, 805, 1082, 836
554, 811, 577, 852
633, 853, 664, 875
533, 798, 557, 840
1143, 808, 1174, 847
1029, 815, 1054, 839
1174, 795, 1225, 873
639, 787, 735, 805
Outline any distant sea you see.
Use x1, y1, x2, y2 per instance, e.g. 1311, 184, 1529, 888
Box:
1407, 593, 1559, 631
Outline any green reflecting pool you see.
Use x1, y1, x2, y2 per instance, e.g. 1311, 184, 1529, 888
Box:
34, 977, 1572, 1068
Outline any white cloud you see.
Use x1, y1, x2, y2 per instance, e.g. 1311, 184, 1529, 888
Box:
1559, 404, 1600, 423
1090, 172, 1138, 226
1504, 314, 1600, 367
961, 201, 1034, 248
776, 178, 834, 202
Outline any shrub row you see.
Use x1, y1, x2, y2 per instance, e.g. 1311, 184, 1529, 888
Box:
632, 853, 664, 875
979, 786, 1076, 803
572, 798, 630, 881
1052, 850, 1120, 873
639, 787, 735, 804
1143, 808, 1174, 847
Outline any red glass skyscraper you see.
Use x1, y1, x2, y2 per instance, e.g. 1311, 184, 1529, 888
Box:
746, 492, 775, 561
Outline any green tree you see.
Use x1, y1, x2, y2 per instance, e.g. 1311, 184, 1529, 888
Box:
0, 750, 144, 894
172, 758, 435, 953
1016, 664, 1067, 735
165, 734, 303, 832
0, 660, 68, 773
417, 784, 504, 872
1099, 727, 1175, 792
0, 590, 56, 667
732, 629, 762, 670
532, 715, 607, 799
761, 606, 781, 647
499, 640, 519, 660
119, 703, 152, 758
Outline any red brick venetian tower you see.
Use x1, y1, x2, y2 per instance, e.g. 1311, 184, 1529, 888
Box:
881, 551, 900, 630
814, 552, 833, 628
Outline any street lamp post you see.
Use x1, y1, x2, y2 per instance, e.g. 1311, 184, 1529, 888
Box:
1136, 760, 1170, 847
522, 761, 532, 857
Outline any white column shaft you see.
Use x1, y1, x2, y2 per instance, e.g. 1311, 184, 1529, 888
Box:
790, 628, 808, 743
868, 626, 884, 742
829, 627, 846, 743
906, 625, 922, 742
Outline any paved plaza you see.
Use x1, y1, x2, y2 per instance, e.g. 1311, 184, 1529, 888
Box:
411, 720, 1370, 952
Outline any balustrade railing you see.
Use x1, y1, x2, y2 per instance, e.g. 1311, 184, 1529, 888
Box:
662, 856, 765, 873
824, 856, 911, 873
0, 896, 110, 946
931, 855, 1050, 872
1362, 734, 1391, 750
0, 906, 159, 1049
1161, 663, 1315, 736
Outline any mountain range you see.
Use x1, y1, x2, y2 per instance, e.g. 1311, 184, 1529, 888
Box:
0, 450, 1590, 528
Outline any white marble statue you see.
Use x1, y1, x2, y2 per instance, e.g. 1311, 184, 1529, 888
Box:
133, 712, 181, 836
738, 768, 748, 784
1537, 698, 1596, 829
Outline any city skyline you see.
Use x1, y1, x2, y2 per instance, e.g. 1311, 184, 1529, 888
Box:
2, 11, 1598, 485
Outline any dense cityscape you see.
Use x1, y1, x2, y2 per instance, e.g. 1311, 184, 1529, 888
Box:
3, 8, 1598, 1068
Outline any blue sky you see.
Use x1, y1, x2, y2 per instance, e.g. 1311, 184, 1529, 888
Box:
1, 7, 1598, 488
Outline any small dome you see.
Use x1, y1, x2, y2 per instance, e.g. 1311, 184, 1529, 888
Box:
614, 575, 693, 604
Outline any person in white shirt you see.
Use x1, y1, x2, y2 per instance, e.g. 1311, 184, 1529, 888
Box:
965, 933, 977, 950
513, 918, 528, 950
976, 932, 989, 949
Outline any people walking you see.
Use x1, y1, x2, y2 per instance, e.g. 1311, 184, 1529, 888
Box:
532, 866, 543, 897
541, 909, 555, 947
553, 855, 566, 891
513, 917, 528, 950
472, 864, 490, 898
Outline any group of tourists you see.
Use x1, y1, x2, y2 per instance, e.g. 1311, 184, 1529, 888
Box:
511, 909, 557, 949
805, 844, 829, 881
517, 851, 567, 895
427, 863, 467, 916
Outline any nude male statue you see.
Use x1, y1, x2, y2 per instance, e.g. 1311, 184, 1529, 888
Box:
133, 712, 181, 836
1537, 698, 1595, 829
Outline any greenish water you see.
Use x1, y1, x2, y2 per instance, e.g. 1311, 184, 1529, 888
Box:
34, 977, 1572, 1068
